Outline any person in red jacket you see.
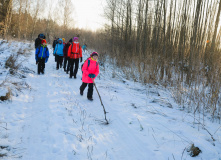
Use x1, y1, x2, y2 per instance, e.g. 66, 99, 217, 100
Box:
80, 52, 99, 101
67, 37, 82, 78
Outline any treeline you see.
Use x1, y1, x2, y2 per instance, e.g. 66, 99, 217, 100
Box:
102, 0, 221, 121
0, 0, 97, 44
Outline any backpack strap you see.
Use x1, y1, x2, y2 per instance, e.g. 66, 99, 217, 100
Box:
87, 59, 98, 67
71, 43, 74, 54
88, 59, 90, 67
79, 45, 81, 54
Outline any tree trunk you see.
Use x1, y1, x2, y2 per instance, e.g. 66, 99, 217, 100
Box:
3, 0, 13, 39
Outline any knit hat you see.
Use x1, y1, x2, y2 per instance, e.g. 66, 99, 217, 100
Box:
90, 52, 98, 57
39, 33, 44, 38
41, 39, 47, 44
73, 37, 78, 41
62, 38, 65, 42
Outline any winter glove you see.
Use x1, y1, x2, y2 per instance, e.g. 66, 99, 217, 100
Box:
45, 57, 48, 63
36, 61, 38, 65
88, 74, 95, 78
80, 57, 82, 62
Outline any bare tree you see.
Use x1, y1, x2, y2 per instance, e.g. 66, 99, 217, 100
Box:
24, 0, 31, 39
30, 0, 41, 39
0, 0, 13, 39
210, 0, 221, 55
17, 0, 24, 39
63, 0, 74, 38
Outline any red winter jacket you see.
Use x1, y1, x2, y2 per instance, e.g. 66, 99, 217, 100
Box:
67, 42, 82, 59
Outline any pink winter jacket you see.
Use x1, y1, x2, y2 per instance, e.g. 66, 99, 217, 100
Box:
82, 57, 99, 83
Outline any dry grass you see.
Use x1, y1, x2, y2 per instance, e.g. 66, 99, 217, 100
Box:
0, 88, 11, 101
187, 144, 201, 157
5, 54, 21, 73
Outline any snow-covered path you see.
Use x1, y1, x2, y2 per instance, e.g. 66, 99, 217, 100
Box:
1, 42, 221, 160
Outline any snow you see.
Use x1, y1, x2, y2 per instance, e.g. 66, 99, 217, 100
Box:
0, 39, 221, 160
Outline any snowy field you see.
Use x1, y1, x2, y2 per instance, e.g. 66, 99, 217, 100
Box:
0, 40, 221, 160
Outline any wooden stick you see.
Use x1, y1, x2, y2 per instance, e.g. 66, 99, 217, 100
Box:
92, 78, 109, 124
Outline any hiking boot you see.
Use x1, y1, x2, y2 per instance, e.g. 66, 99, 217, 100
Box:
66, 71, 69, 74
80, 89, 83, 95
87, 97, 93, 101
74, 75, 77, 79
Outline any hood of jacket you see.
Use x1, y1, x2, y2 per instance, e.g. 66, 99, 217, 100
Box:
57, 38, 63, 44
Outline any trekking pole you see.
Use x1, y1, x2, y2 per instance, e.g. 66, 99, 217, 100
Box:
92, 78, 109, 124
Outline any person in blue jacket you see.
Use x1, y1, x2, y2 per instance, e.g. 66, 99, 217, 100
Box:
82, 44, 87, 52
35, 39, 49, 74
54, 38, 64, 70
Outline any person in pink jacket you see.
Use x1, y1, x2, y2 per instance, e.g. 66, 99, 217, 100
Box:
80, 52, 99, 101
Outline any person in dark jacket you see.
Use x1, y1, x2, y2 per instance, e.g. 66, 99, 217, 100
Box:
53, 37, 59, 62
63, 39, 72, 72
35, 39, 49, 74
52, 37, 57, 51
35, 33, 46, 49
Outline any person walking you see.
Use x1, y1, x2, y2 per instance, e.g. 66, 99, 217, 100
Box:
54, 38, 64, 70
67, 37, 82, 78
62, 38, 66, 46
35, 33, 45, 49
82, 44, 87, 52
35, 39, 49, 74
80, 52, 99, 101
52, 37, 57, 52
63, 39, 72, 72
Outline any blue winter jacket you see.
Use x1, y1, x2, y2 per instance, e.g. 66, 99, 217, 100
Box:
35, 45, 49, 63
82, 45, 86, 50
54, 38, 64, 56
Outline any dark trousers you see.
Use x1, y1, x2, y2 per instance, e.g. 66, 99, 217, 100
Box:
80, 82, 94, 98
37, 58, 45, 74
63, 57, 70, 71
56, 56, 63, 69
69, 58, 79, 77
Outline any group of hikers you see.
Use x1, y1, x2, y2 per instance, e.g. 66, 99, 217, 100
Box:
34, 33, 99, 101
